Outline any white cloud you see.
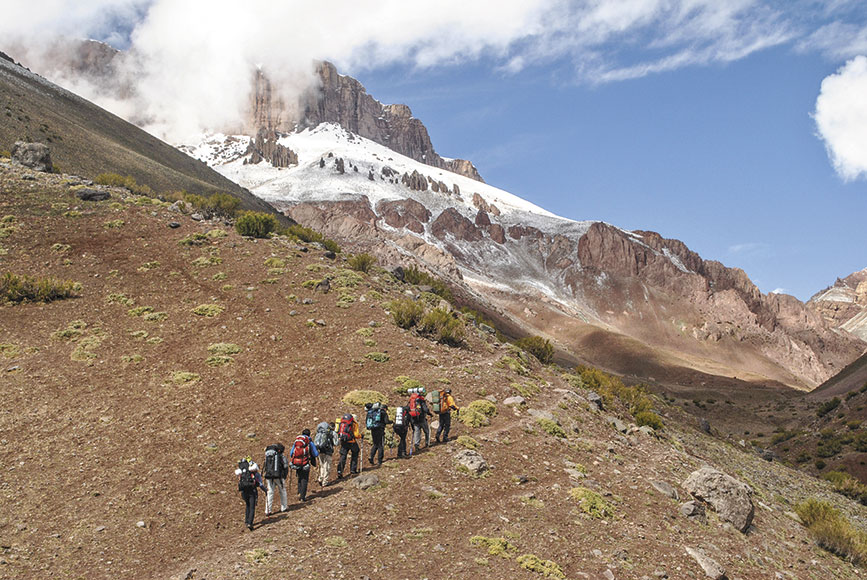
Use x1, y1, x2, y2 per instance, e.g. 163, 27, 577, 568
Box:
0, 1, 861, 141
770, 288, 790, 295
814, 56, 867, 181
727, 242, 772, 258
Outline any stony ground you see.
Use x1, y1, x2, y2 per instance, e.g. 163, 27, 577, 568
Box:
0, 159, 864, 579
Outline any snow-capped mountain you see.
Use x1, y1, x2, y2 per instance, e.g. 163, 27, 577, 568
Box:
181, 121, 865, 391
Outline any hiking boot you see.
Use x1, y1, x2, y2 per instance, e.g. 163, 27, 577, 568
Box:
350, 470, 359, 475
248, 524, 254, 532
435, 436, 440, 443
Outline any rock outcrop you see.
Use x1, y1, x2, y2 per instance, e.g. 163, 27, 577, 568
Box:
245, 127, 298, 168
682, 467, 754, 533
376, 198, 431, 234
12, 141, 52, 172
809, 268, 867, 341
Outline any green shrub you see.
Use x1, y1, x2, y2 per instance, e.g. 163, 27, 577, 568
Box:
403, 265, 452, 302
192, 304, 225, 317
393, 377, 423, 395
570, 487, 615, 519
498, 356, 529, 376
516, 554, 566, 579
171, 371, 200, 385
795, 498, 867, 564
0, 272, 80, 304
467, 400, 497, 417
469, 536, 517, 559
419, 307, 465, 346
817, 398, 841, 417
348, 253, 376, 273
364, 352, 390, 363
282, 224, 341, 252
457, 436, 480, 449
103, 219, 125, 229
342, 389, 388, 407
94, 173, 153, 196
236, 212, 278, 238
208, 343, 241, 355
206, 355, 233, 367
634, 410, 664, 431
817, 438, 843, 458
390, 298, 425, 329
515, 336, 554, 364
823, 472, 867, 505
537, 418, 566, 438
179, 233, 208, 246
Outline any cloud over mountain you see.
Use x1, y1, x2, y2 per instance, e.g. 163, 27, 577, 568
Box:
814, 55, 867, 182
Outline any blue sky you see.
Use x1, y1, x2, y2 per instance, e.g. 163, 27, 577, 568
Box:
3, 0, 866, 300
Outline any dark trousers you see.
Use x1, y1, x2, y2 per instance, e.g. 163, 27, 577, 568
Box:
437, 412, 452, 441
395, 427, 408, 457
241, 488, 257, 528
337, 441, 359, 475
295, 466, 310, 501
370, 427, 385, 464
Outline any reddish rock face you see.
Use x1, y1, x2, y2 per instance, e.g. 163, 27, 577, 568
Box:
508, 224, 543, 241
489, 224, 506, 244
475, 209, 491, 227
431, 208, 483, 242
376, 198, 431, 234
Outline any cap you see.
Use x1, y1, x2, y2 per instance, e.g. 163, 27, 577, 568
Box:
302, 429, 311, 436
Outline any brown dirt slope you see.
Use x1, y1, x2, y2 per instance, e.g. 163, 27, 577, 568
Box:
0, 160, 864, 579
0, 51, 277, 215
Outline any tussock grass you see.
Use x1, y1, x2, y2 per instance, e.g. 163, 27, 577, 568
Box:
537, 418, 566, 438
469, 536, 517, 559
516, 554, 565, 579
192, 304, 224, 317
1, 272, 80, 304
570, 487, 615, 519
390, 298, 424, 329
795, 498, 867, 564
342, 389, 388, 407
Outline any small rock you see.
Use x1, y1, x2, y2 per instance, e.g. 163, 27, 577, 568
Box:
94, 526, 106, 533
75, 188, 111, 201
350, 473, 380, 490
246, 432, 256, 439
685, 547, 727, 580
699, 418, 711, 434
680, 500, 707, 523
136, 521, 146, 528
323, 251, 336, 260
528, 408, 556, 422
586, 391, 603, 410
191, 213, 204, 221
608, 416, 628, 433
168, 222, 181, 229
591, 549, 604, 558
289, 310, 299, 316
302, 298, 314, 305
454, 449, 488, 475
479, 323, 496, 334
603, 569, 615, 580
650, 480, 679, 500
503, 396, 526, 406
484, 394, 497, 403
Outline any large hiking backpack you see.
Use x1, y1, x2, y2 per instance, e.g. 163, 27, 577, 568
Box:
431, 389, 442, 414
394, 406, 407, 429
291, 435, 310, 469
314, 421, 334, 454
366, 403, 384, 429
263, 445, 281, 479
408, 393, 421, 419
237, 459, 255, 491
338, 416, 355, 442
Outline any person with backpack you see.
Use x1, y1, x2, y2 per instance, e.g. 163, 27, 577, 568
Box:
289, 428, 318, 502
235, 456, 266, 531
336, 413, 362, 478
314, 421, 338, 487
409, 388, 434, 452
366, 402, 391, 466
262, 443, 289, 516
435, 389, 459, 443
393, 405, 410, 458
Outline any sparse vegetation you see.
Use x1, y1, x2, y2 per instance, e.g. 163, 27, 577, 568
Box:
515, 335, 554, 364
469, 536, 517, 559
570, 487, 615, 519
192, 304, 224, 317
817, 397, 841, 417
457, 435, 480, 449
634, 410, 664, 431
342, 390, 388, 407
537, 418, 566, 438
461, 400, 498, 428
364, 352, 390, 363
103, 219, 125, 229
171, 371, 200, 385
390, 298, 425, 329
403, 265, 452, 302
516, 554, 566, 579
179, 232, 208, 246
208, 343, 241, 355
348, 253, 375, 273
94, 173, 153, 196
795, 498, 867, 564
282, 224, 341, 252
419, 307, 465, 346
1, 272, 80, 304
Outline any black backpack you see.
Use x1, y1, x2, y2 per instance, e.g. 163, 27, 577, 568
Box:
263, 445, 282, 479
237, 459, 255, 491
366, 406, 384, 429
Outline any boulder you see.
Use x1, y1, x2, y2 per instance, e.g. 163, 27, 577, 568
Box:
682, 467, 754, 532
586, 391, 603, 410
528, 409, 556, 423
650, 480, 679, 500
607, 416, 628, 433
75, 188, 111, 201
350, 473, 380, 490
12, 141, 52, 172
684, 547, 727, 580
454, 449, 488, 476
503, 396, 526, 406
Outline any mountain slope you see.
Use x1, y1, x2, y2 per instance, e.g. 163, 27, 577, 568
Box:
1, 159, 864, 580
0, 51, 277, 215
809, 268, 867, 341
183, 124, 865, 391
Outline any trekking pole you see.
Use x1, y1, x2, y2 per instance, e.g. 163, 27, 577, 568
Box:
360, 440, 364, 474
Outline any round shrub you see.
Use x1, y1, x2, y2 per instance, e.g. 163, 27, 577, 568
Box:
235, 211, 278, 238
419, 307, 465, 346
342, 389, 388, 407
634, 410, 664, 431
390, 298, 424, 329
515, 335, 554, 364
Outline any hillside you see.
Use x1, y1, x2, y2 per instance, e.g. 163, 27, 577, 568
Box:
2, 157, 866, 579
0, 51, 277, 216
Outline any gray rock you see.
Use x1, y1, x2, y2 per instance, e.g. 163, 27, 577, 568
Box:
565, 468, 587, 480
323, 251, 336, 260
650, 480, 679, 500
586, 391, 603, 410
302, 298, 314, 305
484, 394, 497, 403
699, 418, 711, 434
479, 323, 496, 334
168, 222, 181, 229
12, 141, 52, 172
136, 521, 146, 528
683, 467, 754, 533
528, 408, 556, 422
608, 416, 628, 433
350, 473, 380, 490
684, 547, 727, 580
603, 569, 615, 580
289, 310, 299, 316
454, 449, 488, 475
503, 396, 526, 406
680, 500, 706, 523
191, 213, 204, 221
75, 188, 111, 201
638, 426, 656, 437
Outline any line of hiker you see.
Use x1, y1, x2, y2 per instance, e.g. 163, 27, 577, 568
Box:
235, 387, 459, 530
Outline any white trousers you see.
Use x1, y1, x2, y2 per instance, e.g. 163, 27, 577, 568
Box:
265, 477, 287, 513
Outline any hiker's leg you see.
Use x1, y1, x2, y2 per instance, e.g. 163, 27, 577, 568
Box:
376, 430, 385, 463
298, 468, 309, 501
423, 420, 430, 446
349, 442, 359, 473
436, 414, 444, 441
265, 479, 275, 514
244, 490, 256, 528
442, 413, 451, 441
412, 423, 421, 448
337, 443, 349, 475
396, 430, 405, 457
278, 478, 287, 511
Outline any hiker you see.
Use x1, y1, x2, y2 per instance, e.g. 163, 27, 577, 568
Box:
393, 405, 410, 458
236, 457, 266, 531
263, 443, 288, 515
336, 413, 362, 477
314, 421, 339, 487
366, 402, 391, 466
289, 429, 318, 502
435, 389, 459, 443
409, 388, 434, 452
